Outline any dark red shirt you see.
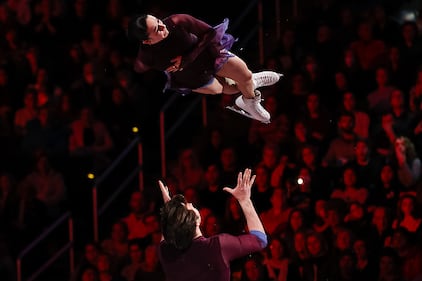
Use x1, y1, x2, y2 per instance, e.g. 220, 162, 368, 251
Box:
159, 233, 264, 281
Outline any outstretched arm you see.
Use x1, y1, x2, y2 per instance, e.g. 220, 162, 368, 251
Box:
158, 180, 171, 242
223, 169, 265, 234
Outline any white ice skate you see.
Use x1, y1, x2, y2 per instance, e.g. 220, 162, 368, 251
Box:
252, 71, 283, 89
226, 90, 271, 124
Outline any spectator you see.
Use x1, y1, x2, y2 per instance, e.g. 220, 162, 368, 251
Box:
390, 227, 422, 281
367, 66, 396, 117
333, 250, 358, 281
199, 163, 228, 219
367, 206, 393, 255
251, 164, 273, 213
386, 46, 412, 94
290, 229, 310, 278
302, 230, 334, 281
301, 92, 332, 148
393, 136, 421, 188
331, 166, 369, 205
13, 87, 39, 137
313, 199, 329, 233
353, 239, 378, 281
295, 145, 331, 199
101, 220, 129, 273
96, 252, 126, 281
248, 95, 291, 148
333, 227, 355, 256
259, 187, 291, 236
120, 241, 143, 281
262, 236, 290, 281
288, 119, 320, 164
341, 91, 370, 139
21, 105, 70, 157
337, 48, 366, 96
0, 173, 18, 228
256, 143, 282, 185
68, 106, 113, 172
170, 147, 204, 191
280, 208, 307, 251
121, 191, 150, 241
133, 244, 165, 281
202, 212, 222, 238
221, 196, 247, 235
348, 137, 381, 190
71, 242, 101, 281
369, 163, 401, 209
21, 151, 66, 218
371, 4, 401, 45
322, 111, 357, 168
343, 202, 371, 239
397, 21, 422, 78
239, 255, 270, 281
408, 66, 422, 113
74, 264, 99, 281
350, 20, 387, 72
377, 247, 403, 281
196, 127, 225, 168
392, 194, 422, 235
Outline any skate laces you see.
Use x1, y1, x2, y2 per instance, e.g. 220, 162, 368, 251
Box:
251, 91, 269, 117
253, 71, 281, 89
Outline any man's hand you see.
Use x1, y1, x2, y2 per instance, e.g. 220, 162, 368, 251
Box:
223, 168, 256, 203
158, 180, 171, 203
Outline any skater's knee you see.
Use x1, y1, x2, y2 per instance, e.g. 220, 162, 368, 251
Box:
242, 69, 253, 82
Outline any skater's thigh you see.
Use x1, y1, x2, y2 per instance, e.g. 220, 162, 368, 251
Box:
216, 56, 252, 82
193, 78, 223, 94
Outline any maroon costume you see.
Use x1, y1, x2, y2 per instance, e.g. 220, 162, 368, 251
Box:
134, 14, 235, 91
159, 233, 264, 281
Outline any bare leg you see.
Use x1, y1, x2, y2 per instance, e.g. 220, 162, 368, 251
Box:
215, 55, 274, 123
215, 56, 255, 98
193, 77, 240, 95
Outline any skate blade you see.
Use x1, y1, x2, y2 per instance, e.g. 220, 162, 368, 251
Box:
225, 106, 271, 124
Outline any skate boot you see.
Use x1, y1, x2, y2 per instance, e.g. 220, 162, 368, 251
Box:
235, 90, 271, 123
252, 71, 283, 89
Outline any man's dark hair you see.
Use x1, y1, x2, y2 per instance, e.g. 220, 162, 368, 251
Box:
127, 14, 149, 42
160, 194, 197, 251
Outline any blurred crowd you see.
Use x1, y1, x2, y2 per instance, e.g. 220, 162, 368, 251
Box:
0, 0, 422, 281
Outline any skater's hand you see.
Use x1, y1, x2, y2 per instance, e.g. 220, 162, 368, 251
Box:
158, 180, 171, 203
166, 56, 183, 72
223, 168, 256, 203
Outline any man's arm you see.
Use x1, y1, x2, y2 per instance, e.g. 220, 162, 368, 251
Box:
157, 180, 172, 242
223, 169, 267, 244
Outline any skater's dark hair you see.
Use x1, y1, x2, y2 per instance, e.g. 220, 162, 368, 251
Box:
127, 14, 149, 42
160, 194, 197, 251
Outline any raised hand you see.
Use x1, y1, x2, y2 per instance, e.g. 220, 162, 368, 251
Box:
158, 180, 171, 203
223, 168, 256, 203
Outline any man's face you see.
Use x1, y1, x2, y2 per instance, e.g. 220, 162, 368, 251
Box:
143, 15, 169, 45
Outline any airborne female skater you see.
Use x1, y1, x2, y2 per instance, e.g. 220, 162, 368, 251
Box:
127, 13, 282, 123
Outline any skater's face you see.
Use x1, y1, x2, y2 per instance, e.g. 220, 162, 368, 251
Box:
143, 15, 169, 45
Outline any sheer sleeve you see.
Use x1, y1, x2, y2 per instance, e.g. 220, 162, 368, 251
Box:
169, 14, 218, 68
